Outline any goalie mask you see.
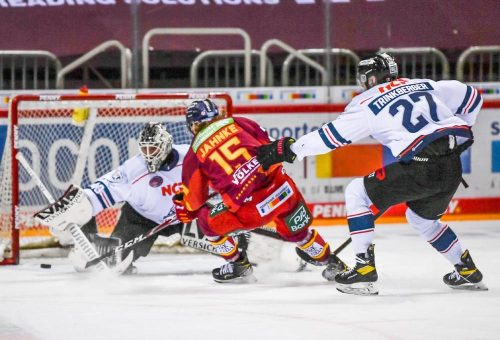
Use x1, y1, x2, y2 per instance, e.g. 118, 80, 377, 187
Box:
357, 52, 398, 90
138, 122, 173, 173
186, 99, 219, 135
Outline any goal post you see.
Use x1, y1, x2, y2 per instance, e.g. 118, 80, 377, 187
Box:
0, 92, 233, 265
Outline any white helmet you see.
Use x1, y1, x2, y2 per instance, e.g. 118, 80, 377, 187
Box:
138, 122, 173, 173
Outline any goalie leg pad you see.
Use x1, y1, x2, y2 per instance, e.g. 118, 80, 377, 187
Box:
68, 247, 88, 272
34, 185, 93, 232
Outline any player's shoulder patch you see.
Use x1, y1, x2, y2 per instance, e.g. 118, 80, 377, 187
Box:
110, 170, 126, 183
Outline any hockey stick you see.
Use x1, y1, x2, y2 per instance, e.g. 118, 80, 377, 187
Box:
252, 208, 389, 257
16, 151, 108, 272
85, 192, 223, 269
84, 211, 180, 269
329, 208, 389, 255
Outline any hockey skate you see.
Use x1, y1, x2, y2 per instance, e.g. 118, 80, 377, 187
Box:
334, 244, 378, 296
295, 247, 327, 266
443, 250, 487, 291
296, 246, 348, 273
295, 229, 332, 267
212, 251, 256, 283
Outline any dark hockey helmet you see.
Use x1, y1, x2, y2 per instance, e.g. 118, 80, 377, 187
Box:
357, 52, 398, 90
138, 122, 173, 173
185, 99, 219, 134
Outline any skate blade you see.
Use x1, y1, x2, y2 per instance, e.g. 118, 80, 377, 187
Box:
214, 274, 258, 284
449, 281, 488, 291
337, 282, 379, 296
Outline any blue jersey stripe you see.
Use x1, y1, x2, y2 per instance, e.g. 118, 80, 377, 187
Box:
318, 128, 337, 149
88, 188, 107, 210
468, 91, 482, 113
96, 181, 116, 206
327, 122, 351, 145
347, 213, 375, 233
428, 226, 458, 253
455, 85, 472, 114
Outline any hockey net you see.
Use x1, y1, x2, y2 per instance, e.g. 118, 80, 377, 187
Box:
0, 92, 232, 265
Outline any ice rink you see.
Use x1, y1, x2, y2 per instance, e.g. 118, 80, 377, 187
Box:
1, 220, 499, 340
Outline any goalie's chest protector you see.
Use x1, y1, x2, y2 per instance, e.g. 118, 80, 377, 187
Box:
126, 148, 186, 224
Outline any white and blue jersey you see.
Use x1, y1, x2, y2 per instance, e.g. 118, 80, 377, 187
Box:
83, 145, 189, 224
291, 78, 482, 162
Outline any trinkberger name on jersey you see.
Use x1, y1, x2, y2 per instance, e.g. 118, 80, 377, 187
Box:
369, 82, 434, 114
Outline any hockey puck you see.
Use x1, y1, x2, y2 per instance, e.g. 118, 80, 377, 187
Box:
40, 263, 52, 269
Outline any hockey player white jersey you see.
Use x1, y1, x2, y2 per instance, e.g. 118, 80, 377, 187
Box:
291, 78, 482, 162
83, 144, 189, 224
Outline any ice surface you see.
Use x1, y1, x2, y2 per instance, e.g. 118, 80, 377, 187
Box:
1, 221, 499, 340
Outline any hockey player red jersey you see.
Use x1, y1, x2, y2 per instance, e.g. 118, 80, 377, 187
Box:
181, 116, 315, 241
182, 116, 277, 211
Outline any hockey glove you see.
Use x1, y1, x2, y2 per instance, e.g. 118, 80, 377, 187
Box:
173, 192, 197, 223
256, 137, 297, 171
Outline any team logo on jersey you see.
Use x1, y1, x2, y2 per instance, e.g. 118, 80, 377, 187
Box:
111, 170, 125, 183
149, 176, 163, 188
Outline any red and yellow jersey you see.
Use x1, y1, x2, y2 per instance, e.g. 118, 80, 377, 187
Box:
182, 117, 278, 211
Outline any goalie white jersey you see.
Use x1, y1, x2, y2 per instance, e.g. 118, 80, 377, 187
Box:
292, 78, 482, 162
83, 144, 189, 224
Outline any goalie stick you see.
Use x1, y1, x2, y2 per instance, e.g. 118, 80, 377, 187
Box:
16, 152, 108, 272
84, 210, 180, 269
85, 192, 222, 269
86, 198, 300, 269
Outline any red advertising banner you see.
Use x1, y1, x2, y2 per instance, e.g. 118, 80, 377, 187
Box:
0, 0, 498, 56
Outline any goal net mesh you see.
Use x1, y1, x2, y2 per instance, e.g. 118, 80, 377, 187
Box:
0, 93, 231, 264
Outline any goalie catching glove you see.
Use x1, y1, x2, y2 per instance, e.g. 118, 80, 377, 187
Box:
173, 192, 198, 223
256, 137, 297, 171
34, 184, 93, 232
